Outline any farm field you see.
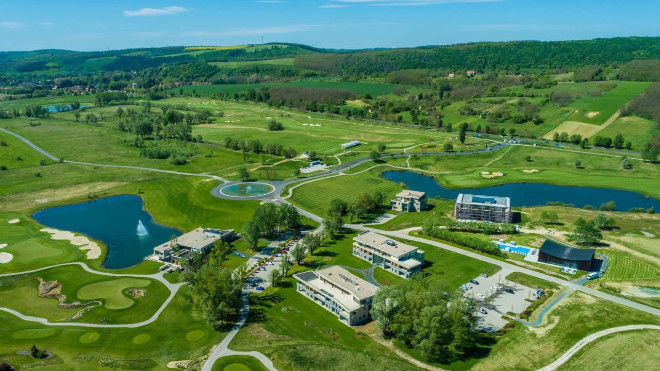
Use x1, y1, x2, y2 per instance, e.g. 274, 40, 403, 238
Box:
171, 80, 399, 97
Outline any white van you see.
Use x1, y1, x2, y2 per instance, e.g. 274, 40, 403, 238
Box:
587, 272, 600, 280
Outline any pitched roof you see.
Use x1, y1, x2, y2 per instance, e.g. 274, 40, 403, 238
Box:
540, 240, 595, 261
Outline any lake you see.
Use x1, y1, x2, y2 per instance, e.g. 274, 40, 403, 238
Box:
383, 171, 660, 210
32, 195, 181, 269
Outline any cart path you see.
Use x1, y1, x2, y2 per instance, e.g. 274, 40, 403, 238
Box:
0, 262, 185, 328
0, 127, 228, 182
537, 324, 660, 371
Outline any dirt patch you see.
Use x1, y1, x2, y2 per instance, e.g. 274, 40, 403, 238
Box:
586, 111, 600, 118
166, 360, 191, 369
522, 169, 539, 174
40, 228, 101, 259
8, 218, 20, 224
36, 277, 101, 320
245, 324, 291, 341
34, 198, 49, 204
481, 171, 504, 179
126, 288, 147, 298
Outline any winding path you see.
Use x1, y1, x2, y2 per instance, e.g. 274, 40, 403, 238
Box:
538, 325, 660, 371
0, 262, 185, 328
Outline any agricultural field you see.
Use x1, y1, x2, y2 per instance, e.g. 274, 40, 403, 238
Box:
171, 80, 398, 97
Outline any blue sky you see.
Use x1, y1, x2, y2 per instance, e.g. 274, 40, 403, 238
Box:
0, 0, 659, 51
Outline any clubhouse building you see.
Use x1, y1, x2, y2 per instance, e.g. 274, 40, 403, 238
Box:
293, 266, 379, 326
153, 227, 236, 264
538, 239, 595, 271
352, 231, 424, 278
391, 190, 427, 212
454, 193, 512, 223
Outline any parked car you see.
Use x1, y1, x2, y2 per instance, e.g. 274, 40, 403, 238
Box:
587, 272, 600, 280
504, 288, 514, 294
260, 267, 266, 271
255, 286, 265, 291
480, 273, 488, 278
477, 307, 487, 314
477, 294, 486, 299
470, 279, 479, 285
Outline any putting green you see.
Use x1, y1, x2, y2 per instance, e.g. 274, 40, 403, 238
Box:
79, 331, 101, 343
186, 330, 206, 342
224, 364, 251, 371
212, 356, 269, 371
133, 334, 152, 344
77, 278, 151, 310
12, 328, 58, 339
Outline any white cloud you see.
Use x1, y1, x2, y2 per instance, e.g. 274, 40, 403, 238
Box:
1, 21, 24, 28
123, 6, 188, 17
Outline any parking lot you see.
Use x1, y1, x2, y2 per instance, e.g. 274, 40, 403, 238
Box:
243, 231, 301, 294
461, 269, 535, 332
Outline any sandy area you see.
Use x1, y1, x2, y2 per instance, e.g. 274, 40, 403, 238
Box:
300, 164, 329, 173
481, 171, 504, 179
0, 252, 13, 263
40, 228, 101, 259
34, 198, 49, 204
586, 111, 600, 118
0, 243, 7, 249
8, 219, 20, 224
523, 169, 539, 174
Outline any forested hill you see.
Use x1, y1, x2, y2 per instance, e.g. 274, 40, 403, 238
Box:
2, 37, 660, 79
329, 37, 660, 75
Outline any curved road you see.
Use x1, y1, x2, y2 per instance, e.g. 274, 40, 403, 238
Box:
0, 262, 185, 328
538, 325, 660, 371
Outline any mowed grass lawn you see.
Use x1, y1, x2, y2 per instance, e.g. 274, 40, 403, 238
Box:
0, 131, 47, 169
212, 355, 269, 371
230, 275, 418, 371
0, 264, 169, 324
599, 249, 660, 281
0, 285, 224, 369
472, 291, 660, 371
557, 330, 660, 371
289, 171, 402, 218
375, 199, 455, 231
172, 80, 398, 97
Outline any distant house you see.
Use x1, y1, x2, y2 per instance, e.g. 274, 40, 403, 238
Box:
391, 190, 427, 212
455, 193, 512, 223
341, 140, 361, 150
466, 70, 476, 77
153, 227, 236, 264
294, 266, 379, 326
310, 160, 322, 166
538, 239, 595, 271
448, 73, 455, 78
353, 231, 425, 278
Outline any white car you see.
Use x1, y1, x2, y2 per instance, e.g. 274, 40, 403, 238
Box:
477, 294, 486, 299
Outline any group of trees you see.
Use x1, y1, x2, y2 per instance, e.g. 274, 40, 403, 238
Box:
223, 136, 298, 159
371, 275, 477, 362
446, 220, 517, 234
326, 191, 388, 226
423, 222, 502, 256
568, 212, 617, 246
242, 203, 302, 250
553, 131, 631, 150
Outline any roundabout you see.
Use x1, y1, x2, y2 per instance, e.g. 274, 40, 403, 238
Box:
219, 182, 275, 198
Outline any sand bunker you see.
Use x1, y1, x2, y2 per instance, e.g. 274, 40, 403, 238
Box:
0, 243, 7, 249
523, 169, 539, 174
481, 171, 504, 179
8, 219, 20, 224
0, 252, 13, 263
40, 228, 101, 259
586, 111, 600, 118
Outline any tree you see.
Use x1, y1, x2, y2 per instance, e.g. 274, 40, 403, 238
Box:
599, 200, 616, 211
459, 129, 467, 144
575, 159, 582, 168
580, 138, 589, 148
613, 134, 625, 149
291, 244, 307, 264
377, 143, 386, 152
241, 221, 260, 251
237, 167, 249, 181
443, 142, 454, 152
553, 132, 560, 142
302, 233, 322, 256
280, 255, 291, 277
185, 251, 205, 274
190, 265, 240, 325
268, 120, 284, 131
641, 142, 659, 163
209, 240, 233, 267
370, 285, 404, 335
73, 111, 81, 122
269, 269, 281, 287
540, 210, 559, 224
135, 120, 153, 139
328, 198, 348, 217
370, 150, 381, 162
293, 167, 301, 177
569, 218, 602, 246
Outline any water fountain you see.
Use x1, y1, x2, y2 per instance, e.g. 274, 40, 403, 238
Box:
136, 220, 149, 237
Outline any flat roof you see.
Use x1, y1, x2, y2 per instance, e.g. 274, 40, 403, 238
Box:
353, 231, 418, 258
456, 193, 510, 208
154, 242, 171, 253
294, 266, 378, 311
540, 240, 595, 261
396, 190, 426, 199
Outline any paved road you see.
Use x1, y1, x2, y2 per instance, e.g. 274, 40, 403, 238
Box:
537, 325, 660, 371
346, 225, 660, 317
0, 262, 185, 328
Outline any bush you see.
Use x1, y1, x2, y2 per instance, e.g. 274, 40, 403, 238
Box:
0, 165, 6, 171
423, 223, 502, 256
268, 120, 284, 131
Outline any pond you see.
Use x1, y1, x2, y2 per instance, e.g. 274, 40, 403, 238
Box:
220, 182, 274, 197
46, 105, 89, 113
382, 171, 660, 210
32, 195, 180, 269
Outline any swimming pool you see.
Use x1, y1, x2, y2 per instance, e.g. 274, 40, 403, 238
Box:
497, 244, 531, 255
